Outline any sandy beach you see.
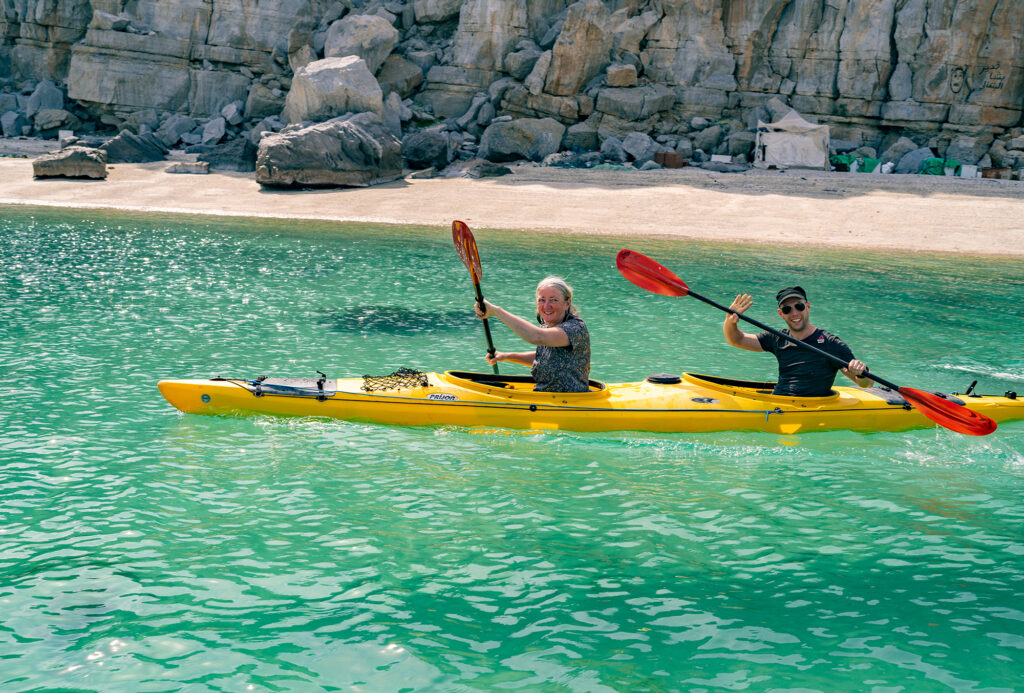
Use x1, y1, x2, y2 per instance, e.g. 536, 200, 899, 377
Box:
2, 142, 1023, 258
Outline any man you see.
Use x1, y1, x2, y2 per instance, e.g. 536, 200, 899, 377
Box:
723, 286, 870, 397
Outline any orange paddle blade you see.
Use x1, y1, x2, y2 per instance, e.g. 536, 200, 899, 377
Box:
898, 387, 997, 436
452, 220, 482, 283
616, 249, 690, 297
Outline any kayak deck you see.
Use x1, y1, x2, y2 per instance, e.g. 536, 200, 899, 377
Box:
157, 370, 1024, 434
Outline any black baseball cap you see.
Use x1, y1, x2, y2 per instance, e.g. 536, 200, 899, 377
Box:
776, 286, 807, 304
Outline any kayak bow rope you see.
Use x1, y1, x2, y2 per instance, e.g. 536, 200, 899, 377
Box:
452, 220, 499, 374
615, 249, 997, 436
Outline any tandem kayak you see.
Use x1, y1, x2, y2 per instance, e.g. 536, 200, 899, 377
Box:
157, 369, 1024, 434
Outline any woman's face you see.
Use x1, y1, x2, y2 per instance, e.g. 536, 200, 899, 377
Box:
536, 285, 569, 326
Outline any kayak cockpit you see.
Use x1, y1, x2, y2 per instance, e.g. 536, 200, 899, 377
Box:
443, 370, 607, 395
682, 372, 918, 408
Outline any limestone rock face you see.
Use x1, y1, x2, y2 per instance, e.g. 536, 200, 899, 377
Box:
55, 0, 323, 118
282, 56, 384, 124
255, 112, 403, 187
4, 0, 90, 81
6, 0, 1024, 169
421, 0, 570, 117
33, 146, 108, 179
544, 0, 614, 96
413, 0, 463, 24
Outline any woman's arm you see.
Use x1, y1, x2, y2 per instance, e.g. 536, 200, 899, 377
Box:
487, 350, 535, 367
476, 301, 569, 347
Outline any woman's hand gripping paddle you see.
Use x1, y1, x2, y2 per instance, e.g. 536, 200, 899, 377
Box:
452, 220, 499, 374
615, 249, 997, 436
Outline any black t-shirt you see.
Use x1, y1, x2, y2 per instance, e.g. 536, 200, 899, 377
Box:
756, 328, 855, 397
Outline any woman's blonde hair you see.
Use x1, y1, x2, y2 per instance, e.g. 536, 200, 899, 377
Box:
535, 275, 579, 324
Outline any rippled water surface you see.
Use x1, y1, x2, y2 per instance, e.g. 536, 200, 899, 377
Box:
2, 206, 1023, 692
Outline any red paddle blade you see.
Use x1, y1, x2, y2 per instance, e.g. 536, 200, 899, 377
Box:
452, 220, 482, 282
616, 249, 690, 297
898, 387, 997, 436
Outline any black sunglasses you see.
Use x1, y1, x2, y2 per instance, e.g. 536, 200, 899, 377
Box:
780, 302, 806, 315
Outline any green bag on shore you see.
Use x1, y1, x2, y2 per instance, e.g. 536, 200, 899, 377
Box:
920, 157, 960, 175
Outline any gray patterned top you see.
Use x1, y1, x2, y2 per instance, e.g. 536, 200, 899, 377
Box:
531, 316, 591, 392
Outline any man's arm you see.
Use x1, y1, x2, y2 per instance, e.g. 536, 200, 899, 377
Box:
840, 359, 872, 387
723, 294, 764, 352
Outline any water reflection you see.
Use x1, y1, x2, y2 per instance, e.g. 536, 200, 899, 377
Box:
318, 304, 475, 336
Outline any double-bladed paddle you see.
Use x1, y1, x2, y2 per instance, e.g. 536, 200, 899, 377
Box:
616, 248, 997, 436
452, 220, 499, 374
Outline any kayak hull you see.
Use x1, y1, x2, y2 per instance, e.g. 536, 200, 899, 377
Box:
157, 371, 1024, 434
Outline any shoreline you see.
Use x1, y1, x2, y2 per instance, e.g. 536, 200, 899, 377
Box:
2, 153, 1024, 258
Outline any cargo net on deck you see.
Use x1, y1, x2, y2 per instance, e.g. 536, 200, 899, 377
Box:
361, 367, 429, 392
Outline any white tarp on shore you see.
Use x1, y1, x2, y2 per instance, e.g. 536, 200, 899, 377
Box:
753, 110, 829, 170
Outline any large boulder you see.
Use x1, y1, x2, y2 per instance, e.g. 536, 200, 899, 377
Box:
595, 85, 675, 120
376, 55, 424, 98
880, 136, 918, 165
504, 42, 543, 81
479, 117, 565, 162
726, 131, 756, 157
564, 116, 600, 151
283, 56, 384, 124
621, 131, 659, 163
605, 63, 638, 87
323, 14, 399, 74
256, 111, 402, 187
156, 114, 197, 148
198, 138, 257, 172
26, 81, 64, 118
2, 111, 32, 137
33, 108, 81, 133
693, 125, 723, 153
544, 0, 614, 96
246, 83, 286, 120
895, 146, 935, 174
402, 126, 451, 169
33, 146, 107, 179
100, 130, 169, 163
524, 50, 552, 96
945, 134, 993, 165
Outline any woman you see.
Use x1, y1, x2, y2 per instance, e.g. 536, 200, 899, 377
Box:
474, 276, 591, 392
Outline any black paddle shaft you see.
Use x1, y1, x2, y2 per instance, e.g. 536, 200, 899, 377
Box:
689, 288, 898, 391
473, 281, 499, 374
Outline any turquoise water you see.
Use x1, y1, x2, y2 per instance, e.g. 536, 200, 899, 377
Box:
2, 205, 1023, 692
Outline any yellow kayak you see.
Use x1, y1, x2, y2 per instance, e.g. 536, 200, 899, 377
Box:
157, 369, 1024, 434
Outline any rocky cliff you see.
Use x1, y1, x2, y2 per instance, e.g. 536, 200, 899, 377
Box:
4, 0, 1023, 172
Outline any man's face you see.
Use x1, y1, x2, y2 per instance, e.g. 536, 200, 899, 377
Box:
778, 297, 809, 332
